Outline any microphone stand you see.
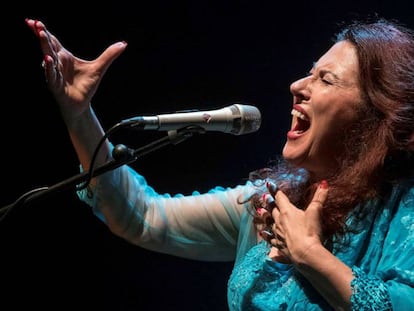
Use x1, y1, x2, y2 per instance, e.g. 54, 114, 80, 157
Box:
0, 126, 204, 217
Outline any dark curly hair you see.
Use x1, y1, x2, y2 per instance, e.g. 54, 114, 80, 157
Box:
248, 17, 414, 243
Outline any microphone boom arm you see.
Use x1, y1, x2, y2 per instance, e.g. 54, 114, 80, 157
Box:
0, 127, 199, 218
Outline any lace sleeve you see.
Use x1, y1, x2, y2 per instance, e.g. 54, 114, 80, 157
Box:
350, 266, 392, 311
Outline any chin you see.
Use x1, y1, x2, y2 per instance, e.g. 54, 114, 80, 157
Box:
284, 152, 317, 173
282, 146, 304, 165
282, 154, 305, 168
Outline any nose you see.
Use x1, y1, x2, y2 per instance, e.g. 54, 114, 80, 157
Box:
290, 75, 311, 101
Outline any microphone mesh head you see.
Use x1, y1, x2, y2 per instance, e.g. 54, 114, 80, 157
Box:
232, 103, 262, 135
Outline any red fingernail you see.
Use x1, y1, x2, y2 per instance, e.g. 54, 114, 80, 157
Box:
320, 180, 328, 189
34, 20, 43, 35
256, 207, 265, 215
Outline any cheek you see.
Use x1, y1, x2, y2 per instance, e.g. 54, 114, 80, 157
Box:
312, 110, 354, 147
318, 102, 359, 133
318, 113, 358, 155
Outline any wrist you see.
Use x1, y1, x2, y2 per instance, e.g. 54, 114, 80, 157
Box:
292, 240, 326, 269
61, 104, 93, 130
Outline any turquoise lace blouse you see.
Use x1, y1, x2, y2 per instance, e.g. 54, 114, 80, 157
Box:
78, 163, 414, 310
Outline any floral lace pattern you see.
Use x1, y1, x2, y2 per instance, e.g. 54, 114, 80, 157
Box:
350, 266, 392, 310
228, 241, 294, 310
227, 185, 414, 310
227, 241, 333, 310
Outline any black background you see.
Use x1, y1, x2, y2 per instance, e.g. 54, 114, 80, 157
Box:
2, 1, 414, 310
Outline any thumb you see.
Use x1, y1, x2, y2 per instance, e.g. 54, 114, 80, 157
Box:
96, 41, 128, 72
306, 180, 329, 224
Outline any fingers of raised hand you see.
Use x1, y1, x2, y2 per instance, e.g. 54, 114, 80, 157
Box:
26, 19, 61, 62
41, 55, 61, 84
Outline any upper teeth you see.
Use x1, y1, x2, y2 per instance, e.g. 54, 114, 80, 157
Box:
291, 109, 308, 121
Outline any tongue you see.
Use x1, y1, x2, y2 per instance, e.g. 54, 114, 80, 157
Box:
295, 118, 310, 132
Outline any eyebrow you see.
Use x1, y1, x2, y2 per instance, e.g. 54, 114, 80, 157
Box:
311, 61, 341, 81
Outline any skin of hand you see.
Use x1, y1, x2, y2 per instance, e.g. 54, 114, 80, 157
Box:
25, 18, 129, 172
271, 181, 328, 264
25, 18, 128, 126
271, 182, 354, 310
256, 205, 292, 263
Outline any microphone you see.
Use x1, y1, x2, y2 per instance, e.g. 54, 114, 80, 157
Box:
121, 103, 261, 135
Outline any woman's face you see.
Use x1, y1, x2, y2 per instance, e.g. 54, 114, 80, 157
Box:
282, 40, 363, 179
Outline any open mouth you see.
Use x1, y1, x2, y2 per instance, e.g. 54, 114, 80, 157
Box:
291, 109, 310, 133
288, 105, 310, 139
290, 105, 310, 136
